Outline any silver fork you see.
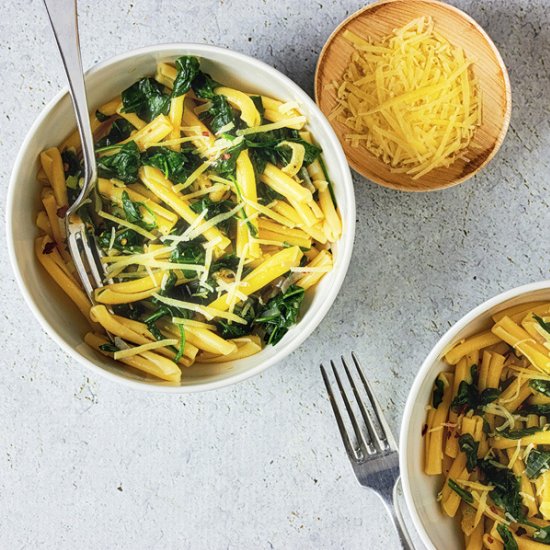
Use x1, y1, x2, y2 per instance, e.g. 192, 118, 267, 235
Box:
43, 0, 106, 301
320, 353, 414, 549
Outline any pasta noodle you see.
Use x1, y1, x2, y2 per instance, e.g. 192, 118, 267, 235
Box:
34, 56, 342, 382
424, 303, 550, 547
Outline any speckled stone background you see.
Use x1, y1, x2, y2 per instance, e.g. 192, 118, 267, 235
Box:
0, 0, 549, 548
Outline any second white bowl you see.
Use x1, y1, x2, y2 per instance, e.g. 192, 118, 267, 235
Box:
399, 280, 550, 549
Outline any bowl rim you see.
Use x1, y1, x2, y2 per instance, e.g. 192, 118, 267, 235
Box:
399, 279, 550, 549
314, 0, 512, 192
6, 42, 356, 393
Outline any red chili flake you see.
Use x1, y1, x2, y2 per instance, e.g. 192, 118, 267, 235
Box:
487, 537, 494, 544
421, 424, 428, 436
490, 505, 497, 513
454, 432, 459, 438
42, 242, 56, 254
222, 153, 231, 160
63, 162, 69, 172
516, 527, 527, 536
202, 131, 210, 137
56, 205, 68, 218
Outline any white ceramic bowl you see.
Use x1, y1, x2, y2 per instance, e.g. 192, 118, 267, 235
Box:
7, 44, 355, 393
400, 280, 550, 550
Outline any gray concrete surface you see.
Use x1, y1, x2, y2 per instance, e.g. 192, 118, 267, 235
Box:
0, 0, 549, 548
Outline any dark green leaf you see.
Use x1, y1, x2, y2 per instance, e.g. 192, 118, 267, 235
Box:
217, 303, 255, 339
96, 119, 135, 148
497, 524, 518, 550
525, 449, 550, 479
190, 197, 237, 234
112, 302, 144, 321
533, 314, 550, 334
97, 141, 140, 183
458, 434, 479, 472
432, 378, 444, 408
479, 460, 523, 520
205, 94, 236, 135
533, 525, 550, 545
451, 380, 478, 413
121, 77, 170, 122
96, 110, 110, 122
254, 285, 305, 345
99, 342, 118, 353
141, 146, 199, 184
191, 71, 220, 99
173, 324, 186, 362
447, 479, 473, 504
529, 379, 550, 398
97, 227, 144, 254
250, 95, 265, 119
212, 142, 245, 177
170, 241, 205, 278
120, 191, 156, 230
522, 403, 550, 415
172, 56, 200, 97
61, 149, 81, 177
479, 387, 501, 405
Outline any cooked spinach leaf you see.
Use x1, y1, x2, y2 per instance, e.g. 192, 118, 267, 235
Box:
216, 303, 255, 339
96, 118, 135, 148
212, 142, 245, 177
121, 77, 170, 122
525, 449, 550, 479
522, 403, 550, 416
254, 285, 305, 345
479, 460, 523, 520
533, 314, 550, 334
190, 197, 236, 234
533, 525, 550, 545
173, 324, 186, 362
99, 342, 118, 353
141, 146, 199, 184
170, 241, 206, 278
97, 141, 140, 183
205, 94, 236, 135
61, 149, 81, 177
498, 426, 542, 440
112, 302, 145, 321
451, 378, 500, 414
95, 110, 110, 122
496, 524, 518, 550
172, 56, 200, 97
191, 70, 220, 99
432, 378, 445, 408
120, 191, 156, 230
447, 479, 473, 504
97, 227, 144, 254
529, 379, 550, 397
458, 434, 479, 472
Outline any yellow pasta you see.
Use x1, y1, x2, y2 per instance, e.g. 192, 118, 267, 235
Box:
35, 56, 342, 382
424, 305, 550, 547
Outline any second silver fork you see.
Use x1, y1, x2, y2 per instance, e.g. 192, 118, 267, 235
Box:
320, 352, 414, 549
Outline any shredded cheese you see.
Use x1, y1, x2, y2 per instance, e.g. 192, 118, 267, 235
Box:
113, 339, 178, 360
98, 210, 157, 241
331, 17, 480, 179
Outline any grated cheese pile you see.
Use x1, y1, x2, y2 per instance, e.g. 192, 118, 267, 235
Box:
330, 16, 481, 179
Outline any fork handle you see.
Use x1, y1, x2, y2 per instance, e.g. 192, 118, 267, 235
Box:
382, 477, 414, 550
42, 0, 97, 215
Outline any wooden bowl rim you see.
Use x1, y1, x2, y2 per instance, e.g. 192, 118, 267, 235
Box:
314, 0, 512, 192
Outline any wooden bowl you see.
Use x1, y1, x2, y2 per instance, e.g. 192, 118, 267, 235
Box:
315, 0, 512, 192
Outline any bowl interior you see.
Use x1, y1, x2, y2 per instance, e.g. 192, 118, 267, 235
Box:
8, 45, 355, 391
400, 283, 550, 550
315, 0, 511, 191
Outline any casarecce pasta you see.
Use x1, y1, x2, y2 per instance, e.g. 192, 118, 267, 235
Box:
35, 56, 342, 383
424, 301, 550, 549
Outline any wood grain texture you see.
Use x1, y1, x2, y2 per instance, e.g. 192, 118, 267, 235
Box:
315, 0, 512, 192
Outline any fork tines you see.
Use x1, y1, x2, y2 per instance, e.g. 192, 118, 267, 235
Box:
320, 352, 396, 462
